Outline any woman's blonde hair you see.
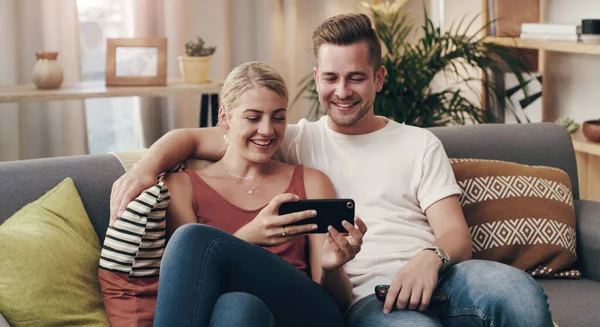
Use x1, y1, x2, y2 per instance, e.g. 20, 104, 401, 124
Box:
219, 61, 288, 118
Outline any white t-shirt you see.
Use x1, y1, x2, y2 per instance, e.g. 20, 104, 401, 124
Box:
277, 116, 461, 303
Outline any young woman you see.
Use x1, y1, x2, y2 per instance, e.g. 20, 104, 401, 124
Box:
154, 61, 367, 327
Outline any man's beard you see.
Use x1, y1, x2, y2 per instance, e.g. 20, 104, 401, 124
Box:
324, 99, 373, 127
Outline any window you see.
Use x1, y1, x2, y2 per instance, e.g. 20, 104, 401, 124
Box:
77, 0, 140, 154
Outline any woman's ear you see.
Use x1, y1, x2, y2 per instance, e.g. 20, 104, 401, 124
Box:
218, 106, 229, 132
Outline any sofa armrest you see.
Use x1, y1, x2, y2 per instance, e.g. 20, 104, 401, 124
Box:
574, 200, 600, 282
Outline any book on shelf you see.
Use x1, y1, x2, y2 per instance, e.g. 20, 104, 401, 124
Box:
520, 32, 579, 42
521, 23, 579, 35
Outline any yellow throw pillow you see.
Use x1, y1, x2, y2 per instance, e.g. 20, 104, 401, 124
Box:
0, 178, 110, 326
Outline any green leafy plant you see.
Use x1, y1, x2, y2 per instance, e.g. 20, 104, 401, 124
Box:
555, 116, 580, 133
294, 0, 534, 127
184, 37, 216, 57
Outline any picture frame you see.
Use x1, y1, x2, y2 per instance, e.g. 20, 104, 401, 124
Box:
105, 37, 167, 86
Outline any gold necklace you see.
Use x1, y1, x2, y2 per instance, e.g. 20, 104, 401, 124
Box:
222, 161, 270, 195
225, 169, 256, 180
233, 175, 266, 194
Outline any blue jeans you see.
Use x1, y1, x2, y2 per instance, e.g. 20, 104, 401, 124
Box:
209, 292, 274, 327
345, 260, 553, 327
154, 224, 344, 327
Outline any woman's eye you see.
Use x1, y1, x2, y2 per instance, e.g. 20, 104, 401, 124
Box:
246, 117, 260, 122
273, 116, 286, 121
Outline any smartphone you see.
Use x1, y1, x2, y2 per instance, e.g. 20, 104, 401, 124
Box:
279, 199, 355, 233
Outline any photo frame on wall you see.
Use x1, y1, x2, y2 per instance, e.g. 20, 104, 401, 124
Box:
105, 37, 167, 86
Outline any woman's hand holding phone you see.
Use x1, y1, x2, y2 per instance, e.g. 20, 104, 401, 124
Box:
320, 217, 367, 272
234, 193, 318, 247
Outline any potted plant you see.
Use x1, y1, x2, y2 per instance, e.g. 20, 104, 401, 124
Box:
178, 37, 216, 84
294, 0, 534, 126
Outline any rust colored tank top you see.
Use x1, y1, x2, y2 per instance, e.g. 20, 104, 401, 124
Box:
183, 165, 309, 275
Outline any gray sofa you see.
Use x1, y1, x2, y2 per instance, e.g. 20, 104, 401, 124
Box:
1, 122, 599, 326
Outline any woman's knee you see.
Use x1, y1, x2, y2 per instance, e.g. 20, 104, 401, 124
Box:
170, 223, 224, 242
210, 292, 274, 327
166, 224, 229, 251
162, 224, 231, 269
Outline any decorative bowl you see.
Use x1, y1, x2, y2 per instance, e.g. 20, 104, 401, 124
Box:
582, 119, 600, 142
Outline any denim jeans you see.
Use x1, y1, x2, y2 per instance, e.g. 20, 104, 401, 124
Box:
209, 292, 274, 327
345, 260, 553, 327
153, 224, 344, 327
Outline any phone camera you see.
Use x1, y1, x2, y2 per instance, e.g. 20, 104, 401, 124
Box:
346, 201, 354, 209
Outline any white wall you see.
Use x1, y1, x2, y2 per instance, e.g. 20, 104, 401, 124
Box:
544, 0, 600, 123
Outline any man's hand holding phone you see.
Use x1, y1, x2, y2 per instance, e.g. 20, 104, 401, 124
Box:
320, 217, 367, 272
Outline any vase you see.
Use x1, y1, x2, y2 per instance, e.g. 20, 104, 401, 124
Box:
582, 119, 600, 142
32, 51, 64, 90
178, 55, 212, 84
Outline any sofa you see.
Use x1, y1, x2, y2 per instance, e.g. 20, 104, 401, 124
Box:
1, 122, 599, 326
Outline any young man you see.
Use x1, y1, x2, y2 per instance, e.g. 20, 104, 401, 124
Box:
111, 13, 553, 327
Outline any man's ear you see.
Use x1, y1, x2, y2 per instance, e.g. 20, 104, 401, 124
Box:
313, 66, 319, 92
375, 65, 386, 92
218, 107, 229, 131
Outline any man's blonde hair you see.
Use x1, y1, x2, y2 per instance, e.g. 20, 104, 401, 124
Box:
312, 13, 382, 71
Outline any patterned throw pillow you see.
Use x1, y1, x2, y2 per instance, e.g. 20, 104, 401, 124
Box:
98, 173, 171, 327
450, 158, 580, 278
98, 154, 188, 327
97, 152, 213, 327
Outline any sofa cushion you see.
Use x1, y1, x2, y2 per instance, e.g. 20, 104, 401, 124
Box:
450, 158, 580, 278
0, 178, 110, 326
538, 278, 600, 327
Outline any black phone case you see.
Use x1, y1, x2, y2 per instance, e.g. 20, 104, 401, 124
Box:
279, 199, 355, 233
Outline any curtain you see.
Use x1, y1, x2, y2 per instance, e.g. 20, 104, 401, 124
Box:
0, 0, 435, 159
130, 0, 367, 147
0, 0, 87, 162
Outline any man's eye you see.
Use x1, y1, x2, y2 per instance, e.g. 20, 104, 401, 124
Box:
350, 78, 365, 83
273, 116, 286, 121
324, 77, 336, 82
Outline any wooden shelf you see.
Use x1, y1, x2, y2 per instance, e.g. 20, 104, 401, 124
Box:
0, 80, 222, 103
484, 37, 600, 56
572, 129, 600, 201
572, 129, 600, 156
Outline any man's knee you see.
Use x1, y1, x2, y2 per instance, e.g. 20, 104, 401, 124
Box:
446, 260, 552, 326
453, 260, 545, 296
346, 295, 442, 327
